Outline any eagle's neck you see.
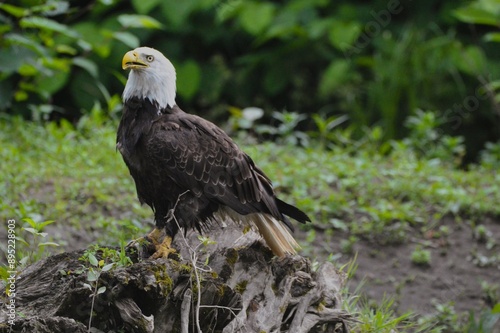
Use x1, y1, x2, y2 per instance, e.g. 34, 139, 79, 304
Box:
122, 70, 176, 110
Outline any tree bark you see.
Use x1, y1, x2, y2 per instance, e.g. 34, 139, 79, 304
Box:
0, 225, 352, 333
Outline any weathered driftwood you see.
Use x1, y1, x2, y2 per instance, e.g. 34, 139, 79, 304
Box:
0, 224, 352, 333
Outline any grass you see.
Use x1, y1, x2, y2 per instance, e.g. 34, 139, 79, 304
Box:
246, 139, 500, 245
0, 115, 150, 249
1, 112, 499, 332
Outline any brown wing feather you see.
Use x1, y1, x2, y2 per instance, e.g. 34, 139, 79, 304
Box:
146, 107, 279, 219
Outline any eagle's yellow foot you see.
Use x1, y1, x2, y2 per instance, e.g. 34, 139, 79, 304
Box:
127, 227, 165, 248
146, 227, 166, 246
151, 235, 176, 259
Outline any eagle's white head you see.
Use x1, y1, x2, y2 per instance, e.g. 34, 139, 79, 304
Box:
122, 47, 176, 110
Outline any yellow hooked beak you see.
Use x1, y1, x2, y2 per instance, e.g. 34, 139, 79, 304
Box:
122, 51, 148, 70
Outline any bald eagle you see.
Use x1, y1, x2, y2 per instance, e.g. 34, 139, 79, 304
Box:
117, 47, 310, 258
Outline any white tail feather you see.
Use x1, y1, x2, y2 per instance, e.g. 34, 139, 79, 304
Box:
253, 213, 300, 257
215, 207, 300, 257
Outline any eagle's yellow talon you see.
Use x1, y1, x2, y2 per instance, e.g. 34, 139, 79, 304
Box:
151, 235, 175, 259
127, 228, 174, 258
147, 227, 166, 246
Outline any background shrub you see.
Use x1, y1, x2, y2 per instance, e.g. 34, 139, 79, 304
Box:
1, 0, 499, 160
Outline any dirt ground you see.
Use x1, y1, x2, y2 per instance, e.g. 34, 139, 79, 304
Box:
301, 215, 500, 317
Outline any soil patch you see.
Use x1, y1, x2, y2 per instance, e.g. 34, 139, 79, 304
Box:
300, 215, 500, 316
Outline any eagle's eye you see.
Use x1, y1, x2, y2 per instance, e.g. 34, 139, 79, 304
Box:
146, 55, 154, 62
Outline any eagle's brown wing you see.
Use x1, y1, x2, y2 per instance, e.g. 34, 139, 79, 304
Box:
146, 106, 309, 228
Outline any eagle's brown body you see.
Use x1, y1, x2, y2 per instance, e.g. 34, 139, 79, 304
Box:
117, 97, 309, 238
118, 47, 310, 257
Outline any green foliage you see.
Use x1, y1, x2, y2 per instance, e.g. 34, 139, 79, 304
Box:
454, 0, 500, 112
479, 141, 500, 169
2, 114, 499, 256
1, 0, 499, 156
1, 113, 499, 331
480, 281, 500, 308
0, 1, 162, 118
77, 244, 133, 330
464, 306, 500, 333
418, 301, 500, 333
80, 244, 134, 269
256, 111, 310, 146
14, 218, 59, 267
0, 115, 150, 251
79, 247, 115, 331
410, 246, 432, 266
349, 296, 416, 333
398, 109, 466, 166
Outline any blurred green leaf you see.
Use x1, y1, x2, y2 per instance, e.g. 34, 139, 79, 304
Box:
73, 57, 99, 78
72, 23, 109, 57
5, 33, 47, 56
22, 217, 37, 229
117, 14, 163, 29
37, 220, 56, 229
216, 0, 243, 22
161, 0, 208, 26
112, 31, 140, 49
319, 59, 351, 97
20, 17, 79, 39
38, 242, 59, 247
18, 63, 38, 76
0, 4, 28, 18
56, 44, 77, 55
131, 0, 162, 14
101, 263, 114, 272
328, 20, 362, 51
239, 2, 275, 35
0, 45, 35, 74
88, 253, 98, 267
87, 270, 98, 282
176, 60, 201, 100
30, 1, 70, 16
453, 5, 500, 26
308, 18, 335, 39
23, 227, 38, 235
36, 67, 70, 97
484, 32, 500, 43
453, 45, 486, 75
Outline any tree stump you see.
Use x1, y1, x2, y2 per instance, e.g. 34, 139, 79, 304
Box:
0, 224, 352, 333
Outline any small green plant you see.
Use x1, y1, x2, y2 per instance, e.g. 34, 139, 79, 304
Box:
474, 224, 489, 242
81, 251, 113, 332
16, 217, 59, 266
400, 109, 466, 166
309, 113, 349, 149
473, 224, 496, 250
418, 301, 464, 332
350, 296, 416, 333
464, 305, 500, 333
256, 111, 309, 146
480, 141, 500, 169
79, 244, 133, 332
411, 246, 431, 266
481, 281, 500, 308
